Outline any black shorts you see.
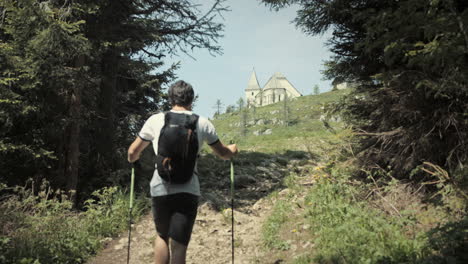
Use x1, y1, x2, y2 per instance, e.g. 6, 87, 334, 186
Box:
151, 193, 199, 246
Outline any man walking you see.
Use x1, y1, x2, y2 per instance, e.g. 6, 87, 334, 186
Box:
127, 80, 238, 264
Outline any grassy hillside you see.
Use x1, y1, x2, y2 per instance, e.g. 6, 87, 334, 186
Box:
206, 89, 467, 264
210, 89, 349, 154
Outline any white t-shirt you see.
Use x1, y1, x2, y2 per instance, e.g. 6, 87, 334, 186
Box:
138, 110, 219, 197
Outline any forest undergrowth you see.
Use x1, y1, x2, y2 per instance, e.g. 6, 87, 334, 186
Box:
260, 129, 468, 264
0, 181, 148, 264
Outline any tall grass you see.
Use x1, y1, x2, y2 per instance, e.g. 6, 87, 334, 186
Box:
0, 181, 148, 264
303, 176, 429, 263
259, 169, 466, 263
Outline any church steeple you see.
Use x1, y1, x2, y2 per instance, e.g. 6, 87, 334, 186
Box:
245, 68, 261, 108
246, 69, 261, 91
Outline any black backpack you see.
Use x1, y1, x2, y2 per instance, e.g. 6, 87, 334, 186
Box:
155, 112, 199, 184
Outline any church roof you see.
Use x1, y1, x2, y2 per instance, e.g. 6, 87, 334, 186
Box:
245, 70, 261, 91
263, 72, 302, 96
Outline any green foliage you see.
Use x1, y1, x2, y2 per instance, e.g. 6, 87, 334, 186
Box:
302, 176, 430, 263
262, 0, 468, 183
0, 0, 227, 204
282, 93, 290, 127
0, 0, 91, 187
83, 187, 147, 238
0, 181, 148, 263
262, 198, 292, 251
212, 89, 349, 154
236, 97, 245, 111
313, 84, 320, 95
423, 216, 468, 263
225, 104, 236, 114
213, 99, 224, 117
239, 108, 248, 137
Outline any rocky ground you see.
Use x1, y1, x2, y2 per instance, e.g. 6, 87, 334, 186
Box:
87, 153, 313, 264
87, 196, 275, 264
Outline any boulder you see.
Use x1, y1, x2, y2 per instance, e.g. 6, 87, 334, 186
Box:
264, 129, 272, 135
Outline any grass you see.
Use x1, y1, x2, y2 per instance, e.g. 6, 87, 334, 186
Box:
211, 89, 468, 263
0, 181, 149, 264
303, 176, 428, 263
259, 163, 468, 264
262, 195, 292, 251
211, 89, 349, 154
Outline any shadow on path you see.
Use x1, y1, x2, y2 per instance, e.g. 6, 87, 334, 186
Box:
196, 150, 314, 212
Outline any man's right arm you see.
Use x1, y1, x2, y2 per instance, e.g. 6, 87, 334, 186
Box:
210, 141, 238, 160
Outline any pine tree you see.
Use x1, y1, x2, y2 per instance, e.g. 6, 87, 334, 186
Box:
237, 97, 245, 111
0, 0, 90, 193
213, 99, 224, 117
262, 0, 468, 178
252, 104, 257, 122
282, 93, 290, 127
0, 0, 227, 199
240, 108, 248, 137
313, 84, 320, 95
225, 105, 236, 114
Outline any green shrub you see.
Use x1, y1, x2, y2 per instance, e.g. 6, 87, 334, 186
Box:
0, 181, 148, 264
303, 176, 430, 263
84, 186, 147, 238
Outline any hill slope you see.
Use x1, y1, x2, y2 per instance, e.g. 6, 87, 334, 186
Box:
211, 89, 349, 154
88, 89, 350, 264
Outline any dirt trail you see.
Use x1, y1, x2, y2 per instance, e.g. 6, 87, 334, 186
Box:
87, 154, 300, 264
87, 197, 271, 264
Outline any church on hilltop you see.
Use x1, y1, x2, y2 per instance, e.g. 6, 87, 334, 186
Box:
245, 70, 302, 107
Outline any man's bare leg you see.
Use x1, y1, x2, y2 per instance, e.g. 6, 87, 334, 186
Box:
154, 235, 169, 264
170, 239, 188, 264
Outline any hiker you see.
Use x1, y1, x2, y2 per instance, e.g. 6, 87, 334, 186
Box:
127, 80, 238, 264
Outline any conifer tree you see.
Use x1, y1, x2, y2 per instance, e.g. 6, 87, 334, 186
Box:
282, 93, 290, 127
0, 0, 227, 199
240, 108, 248, 137
263, 0, 468, 178
224, 105, 235, 114
252, 104, 257, 122
237, 97, 245, 111
313, 84, 320, 95
213, 99, 224, 117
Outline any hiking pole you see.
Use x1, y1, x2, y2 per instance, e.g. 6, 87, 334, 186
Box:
229, 141, 235, 264
127, 162, 136, 264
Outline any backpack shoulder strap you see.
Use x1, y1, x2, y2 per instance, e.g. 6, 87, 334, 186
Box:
164, 111, 172, 124
188, 114, 199, 130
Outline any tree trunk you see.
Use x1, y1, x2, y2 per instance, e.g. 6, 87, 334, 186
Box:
96, 51, 117, 170
65, 55, 85, 205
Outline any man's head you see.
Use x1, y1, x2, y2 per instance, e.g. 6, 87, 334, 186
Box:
168, 80, 194, 108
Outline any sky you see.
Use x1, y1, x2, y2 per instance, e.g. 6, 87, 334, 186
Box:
164, 0, 333, 118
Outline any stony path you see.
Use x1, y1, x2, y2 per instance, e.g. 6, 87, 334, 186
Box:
87, 197, 271, 264
87, 154, 305, 264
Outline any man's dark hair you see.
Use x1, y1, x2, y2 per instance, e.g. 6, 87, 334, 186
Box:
168, 80, 195, 107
